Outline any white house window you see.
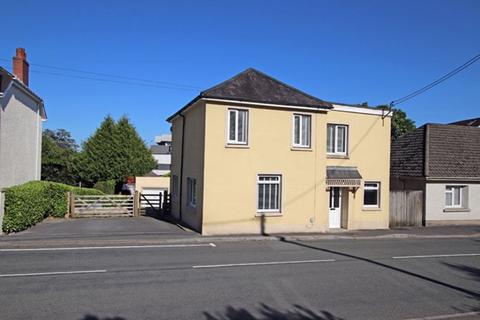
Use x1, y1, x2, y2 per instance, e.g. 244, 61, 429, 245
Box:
172, 175, 178, 199
257, 175, 281, 213
363, 182, 380, 208
228, 108, 248, 144
445, 186, 464, 208
293, 114, 311, 148
327, 124, 348, 155
187, 177, 196, 207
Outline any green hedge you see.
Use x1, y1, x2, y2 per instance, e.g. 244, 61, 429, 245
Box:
2, 181, 103, 234
93, 179, 116, 194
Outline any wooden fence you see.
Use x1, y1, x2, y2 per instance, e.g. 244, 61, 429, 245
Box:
70, 193, 140, 218
389, 190, 423, 227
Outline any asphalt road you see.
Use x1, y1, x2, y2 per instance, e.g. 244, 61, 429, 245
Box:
0, 237, 479, 320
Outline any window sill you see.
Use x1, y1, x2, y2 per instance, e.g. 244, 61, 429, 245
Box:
225, 144, 250, 149
256, 212, 282, 217
362, 207, 381, 212
327, 154, 349, 159
443, 208, 471, 213
291, 147, 312, 152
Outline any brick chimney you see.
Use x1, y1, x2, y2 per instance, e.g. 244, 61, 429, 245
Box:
12, 48, 29, 86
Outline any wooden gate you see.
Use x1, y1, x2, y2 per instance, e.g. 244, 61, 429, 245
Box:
70, 193, 139, 218
389, 190, 423, 227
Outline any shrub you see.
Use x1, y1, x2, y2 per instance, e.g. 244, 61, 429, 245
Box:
93, 180, 116, 194
2, 181, 103, 233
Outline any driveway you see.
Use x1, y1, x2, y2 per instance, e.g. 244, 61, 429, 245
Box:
1, 216, 197, 243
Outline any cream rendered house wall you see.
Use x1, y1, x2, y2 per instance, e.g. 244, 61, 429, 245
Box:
201, 102, 390, 235
325, 109, 391, 230
169, 100, 206, 232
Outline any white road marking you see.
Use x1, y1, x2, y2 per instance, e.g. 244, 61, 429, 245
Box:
193, 259, 335, 269
392, 253, 480, 260
0, 269, 107, 278
404, 311, 480, 319
0, 243, 216, 252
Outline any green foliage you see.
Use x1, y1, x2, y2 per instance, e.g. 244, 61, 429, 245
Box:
41, 129, 78, 185
93, 180, 116, 194
2, 181, 103, 234
76, 116, 157, 186
376, 105, 416, 140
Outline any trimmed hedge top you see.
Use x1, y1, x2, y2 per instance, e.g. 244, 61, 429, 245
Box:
2, 181, 103, 234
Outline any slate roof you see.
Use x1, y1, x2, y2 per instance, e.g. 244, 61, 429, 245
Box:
150, 145, 171, 154
391, 124, 480, 180
167, 68, 332, 121
450, 117, 480, 127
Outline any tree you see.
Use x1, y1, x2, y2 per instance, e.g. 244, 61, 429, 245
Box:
44, 128, 78, 151
376, 105, 416, 140
41, 129, 78, 185
76, 116, 156, 186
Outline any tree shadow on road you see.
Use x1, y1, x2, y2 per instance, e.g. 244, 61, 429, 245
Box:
204, 304, 344, 320
79, 315, 126, 320
442, 262, 480, 312
272, 236, 480, 301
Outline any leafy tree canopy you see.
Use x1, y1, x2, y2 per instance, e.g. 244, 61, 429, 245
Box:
76, 116, 156, 186
376, 105, 416, 140
41, 129, 78, 185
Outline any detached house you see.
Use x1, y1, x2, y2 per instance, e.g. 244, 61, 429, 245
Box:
391, 124, 480, 225
168, 68, 391, 235
0, 48, 46, 191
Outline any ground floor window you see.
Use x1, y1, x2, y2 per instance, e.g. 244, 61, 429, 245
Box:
445, 185, 467, 208
187, 177, 196, 207
363, 182, 380, 208
257, 175, 281, 213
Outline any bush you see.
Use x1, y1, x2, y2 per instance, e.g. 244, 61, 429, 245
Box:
93, 180, 116, 194
2, 181, 103, 234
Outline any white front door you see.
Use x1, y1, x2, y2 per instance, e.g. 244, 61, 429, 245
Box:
329, 187, 342, 228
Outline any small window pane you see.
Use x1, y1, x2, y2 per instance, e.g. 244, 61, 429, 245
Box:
445, 192, 452, 207
327, 125, 335, 153
229, 110, 236, 141
294, 116, 300, 145
454, 187, 461, 206
337, 126, 346, 153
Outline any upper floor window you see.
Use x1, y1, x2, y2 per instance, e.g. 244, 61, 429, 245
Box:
293, 114, 311, 148
228, 108, 248, 144
327, 124, 348, 155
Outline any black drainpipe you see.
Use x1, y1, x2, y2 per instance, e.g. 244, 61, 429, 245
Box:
178, 113, 186, 222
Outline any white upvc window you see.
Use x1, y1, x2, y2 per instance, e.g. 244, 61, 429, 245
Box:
327, 124, 348, 155
445, 186, 463, 208
227, 108, 248, 144
187, 177, 196, 207
172, 175, 179, 199
363, 182, 380, 208
293, 114, 311, 148
257, 175, 281, 213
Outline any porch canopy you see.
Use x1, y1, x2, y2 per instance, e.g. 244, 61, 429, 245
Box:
326, 166, 362, 187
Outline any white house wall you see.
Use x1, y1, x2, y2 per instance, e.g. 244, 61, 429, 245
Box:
153, 154, 171, 165
0, 85, 42, 189
425, 182, 480, 223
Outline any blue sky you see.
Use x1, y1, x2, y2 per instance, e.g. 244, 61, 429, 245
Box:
1, 0, 479, 145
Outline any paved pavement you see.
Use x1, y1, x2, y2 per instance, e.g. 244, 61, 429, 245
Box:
0, 236, 479, 319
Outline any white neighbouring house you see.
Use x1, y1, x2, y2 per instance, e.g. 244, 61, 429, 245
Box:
150, 134, 171, 176
0, 48, 46, 190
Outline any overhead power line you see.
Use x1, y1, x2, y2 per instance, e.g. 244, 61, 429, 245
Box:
0, 57, 201, 91
390, 53, 480, 106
